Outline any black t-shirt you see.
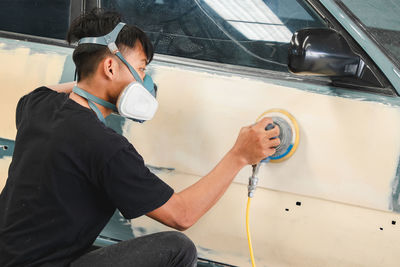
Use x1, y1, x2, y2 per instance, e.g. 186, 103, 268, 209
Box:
0, 87, 174, 267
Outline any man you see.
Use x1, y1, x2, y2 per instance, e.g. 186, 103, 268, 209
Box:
0, 8, 280, 267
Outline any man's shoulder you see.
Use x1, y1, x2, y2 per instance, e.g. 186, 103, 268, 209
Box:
24, 86, 61, 100
30, 86, 55, 94
16, 87, 66, 128
18, 86, 65, 111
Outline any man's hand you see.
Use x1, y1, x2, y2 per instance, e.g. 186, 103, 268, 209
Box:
230, 117, 280, 165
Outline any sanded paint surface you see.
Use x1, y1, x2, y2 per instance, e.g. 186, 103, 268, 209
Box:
0, 157, 11, 192
0, 138, 14, 191
125, 65, 400, 213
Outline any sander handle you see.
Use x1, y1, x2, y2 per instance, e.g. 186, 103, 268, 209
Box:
262, 123, 278, 163
266, 123, 279, 139
265, 123, 275, 131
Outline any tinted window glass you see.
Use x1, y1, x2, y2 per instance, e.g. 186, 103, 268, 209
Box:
102, 0, 328, 72
0, 0, 70, 39
338, 0, 400, 67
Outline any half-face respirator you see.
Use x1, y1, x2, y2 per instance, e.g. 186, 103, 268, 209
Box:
72, 22, 158, 124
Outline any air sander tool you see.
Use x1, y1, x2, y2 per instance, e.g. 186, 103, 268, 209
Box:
248, 109, 300, 197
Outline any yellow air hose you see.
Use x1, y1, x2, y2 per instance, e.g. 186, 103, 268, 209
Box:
246, 197, 256, 267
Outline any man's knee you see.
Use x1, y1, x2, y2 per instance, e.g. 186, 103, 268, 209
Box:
162, 231, 197, 266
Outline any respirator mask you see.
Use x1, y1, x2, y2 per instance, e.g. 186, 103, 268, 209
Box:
72, 22, 158, 124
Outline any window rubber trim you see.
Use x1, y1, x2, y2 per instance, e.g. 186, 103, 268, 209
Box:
0, 30, 73, 48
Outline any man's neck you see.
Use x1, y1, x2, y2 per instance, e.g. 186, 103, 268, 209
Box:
70, 81, 114, 118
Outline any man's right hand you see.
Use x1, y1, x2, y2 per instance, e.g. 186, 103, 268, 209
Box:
230, 117, 280, 166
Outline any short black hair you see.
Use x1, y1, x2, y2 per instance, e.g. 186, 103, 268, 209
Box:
67, 8, 154, 82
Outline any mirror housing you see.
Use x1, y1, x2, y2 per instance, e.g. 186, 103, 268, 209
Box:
288, 28, 364, 77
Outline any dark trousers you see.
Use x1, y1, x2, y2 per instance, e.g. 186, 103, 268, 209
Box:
70, 231, 197, 267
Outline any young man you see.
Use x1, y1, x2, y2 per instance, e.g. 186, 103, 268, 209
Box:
0, 9, 280, 267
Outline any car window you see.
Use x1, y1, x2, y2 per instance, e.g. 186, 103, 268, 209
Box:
337, 0, 400, 68
0, 0, 70, 40
101, 0, 328, 72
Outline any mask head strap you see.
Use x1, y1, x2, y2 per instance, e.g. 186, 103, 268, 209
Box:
78, 22, 148, 88
78, 22, 126, 53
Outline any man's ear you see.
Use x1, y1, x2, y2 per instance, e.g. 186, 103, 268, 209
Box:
102, 56, 118, 80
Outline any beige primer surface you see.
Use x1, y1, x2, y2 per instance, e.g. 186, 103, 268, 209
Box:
0, 157, 11, 191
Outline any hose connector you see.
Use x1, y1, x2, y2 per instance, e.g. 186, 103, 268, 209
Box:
248, 164, 261, 198
248, 176, 259, 198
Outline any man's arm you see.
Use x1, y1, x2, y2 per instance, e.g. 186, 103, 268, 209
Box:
47, 82, 75, 93
147, 117, 280, 231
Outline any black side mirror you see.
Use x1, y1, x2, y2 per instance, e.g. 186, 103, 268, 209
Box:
288, 28, 364, 77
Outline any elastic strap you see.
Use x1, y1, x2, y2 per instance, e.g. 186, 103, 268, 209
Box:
78, 23, 126, 47
72, 86, 118, 124
115, 52, 144, 83
87, 99, 106, 124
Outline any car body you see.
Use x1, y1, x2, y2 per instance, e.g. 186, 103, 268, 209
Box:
1, 0, 400, 266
